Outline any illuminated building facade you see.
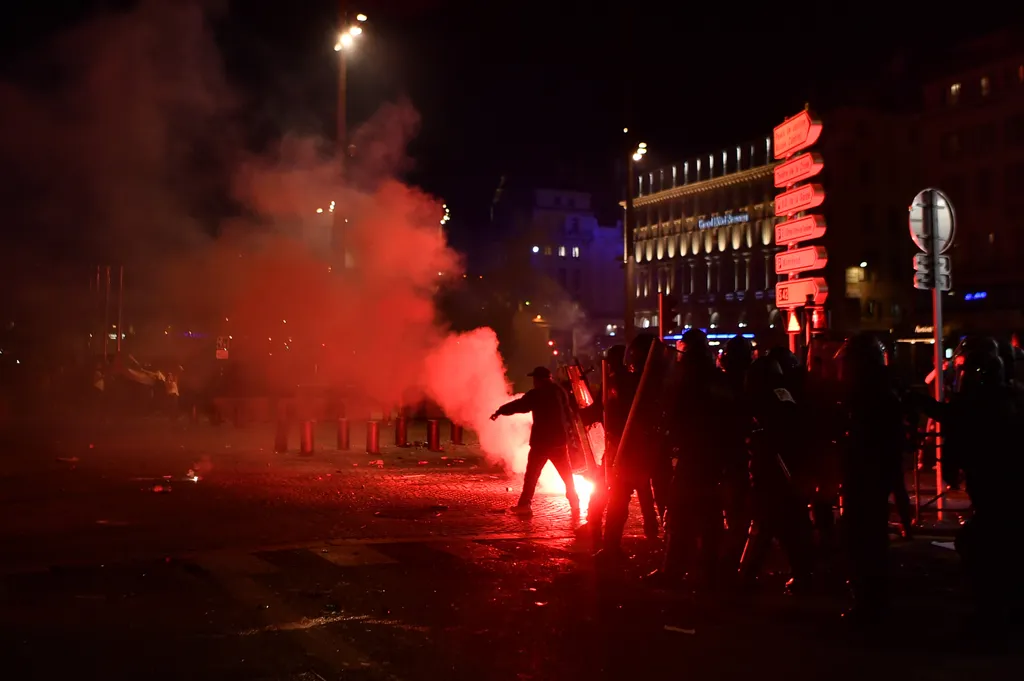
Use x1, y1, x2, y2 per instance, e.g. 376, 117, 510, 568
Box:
630, 105, 921, 347
629, 137, 786, 345
918, 29, 1024, 332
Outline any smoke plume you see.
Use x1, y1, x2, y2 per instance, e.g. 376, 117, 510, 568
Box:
0, 0, 549, 481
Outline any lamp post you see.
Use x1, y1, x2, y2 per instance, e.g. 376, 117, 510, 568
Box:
334, 10, 367, 154
623, 132, 647, 344
332, 10, 367, 268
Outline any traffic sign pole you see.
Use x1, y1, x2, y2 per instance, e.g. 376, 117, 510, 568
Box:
926, 190, 945, 520
773, 109, 826, 356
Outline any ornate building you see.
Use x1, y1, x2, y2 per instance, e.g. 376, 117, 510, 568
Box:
629, 138, 786, 344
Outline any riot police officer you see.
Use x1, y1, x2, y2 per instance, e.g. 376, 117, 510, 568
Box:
649, 328, 726, 588
738, 356, 814, 592
919, 341, 1022, 637
599, 333, 663, 559
835, 332, 905, 623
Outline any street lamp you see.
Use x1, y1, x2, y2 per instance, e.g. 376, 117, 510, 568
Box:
623, 133, 648, 344
334, 11, 368, 151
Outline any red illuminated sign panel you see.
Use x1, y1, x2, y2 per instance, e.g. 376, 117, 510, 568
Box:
775, 184, 825, 216
775, 277, 828, 308
775, 214, 827, 246
775, 245, 828, 275
773, 152, 824, 188
773, 111, 823, 160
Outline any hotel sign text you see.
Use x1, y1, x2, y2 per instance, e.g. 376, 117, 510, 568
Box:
698, 213, 749, 230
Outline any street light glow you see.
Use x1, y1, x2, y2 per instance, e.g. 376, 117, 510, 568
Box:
349, 25, 362, 36
335, 32, 354, 50
356, 13, 367, 21
632, 153, 643, 161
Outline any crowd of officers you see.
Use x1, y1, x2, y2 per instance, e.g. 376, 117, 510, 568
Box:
571, 329, 1022, 635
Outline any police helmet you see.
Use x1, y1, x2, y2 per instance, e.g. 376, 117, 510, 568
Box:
955, 342, 1006, 394
606, 344, 627, 369
745, 356, 784, 395
834, 332, 888, 380
722, 336, 753, 375
625, 333, 657, 373
680, 328, 711, 359
767, 347, 800, 374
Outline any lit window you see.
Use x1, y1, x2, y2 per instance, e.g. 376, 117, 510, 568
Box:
981, 76, 990, 96
558, 246, 566, 257
543, 246, 552, 255
571, 246, 580, 258
949, 82, 961, 104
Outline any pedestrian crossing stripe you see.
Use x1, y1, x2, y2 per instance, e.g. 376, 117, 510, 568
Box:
314, 545, 399, 567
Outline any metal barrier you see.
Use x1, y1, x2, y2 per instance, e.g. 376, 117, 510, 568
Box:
367, 420, 380, 454
299, 420, 314, 456
395, 416, 408, 447
450, 422, 464, 445
427, 419, 442, 452
337, 418, 350, 451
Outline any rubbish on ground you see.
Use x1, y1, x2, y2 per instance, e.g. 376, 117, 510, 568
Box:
664, 625, 696, 635
932, 541, 956, 551
150, 484, 172, 493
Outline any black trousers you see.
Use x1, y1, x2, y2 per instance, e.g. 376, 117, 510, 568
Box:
518, 445, 579, 507
663, 476, 723, 582
739, 483, 813, 583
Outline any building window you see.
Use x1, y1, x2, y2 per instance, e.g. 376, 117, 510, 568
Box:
543, 246, 552, 256
571, 246, 580, 258
568, 218, 579, 233
981, 76, 991, 97
558, 269, 567, 288
948, 82, 961, 105
571, 270, 581, 292
557, 246, 566, 257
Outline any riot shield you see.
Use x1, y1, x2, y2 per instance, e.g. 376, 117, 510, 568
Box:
565, 364, 599, 474
616, 339, 679, 472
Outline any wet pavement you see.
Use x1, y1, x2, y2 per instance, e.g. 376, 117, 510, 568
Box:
0, 419, 1020, 680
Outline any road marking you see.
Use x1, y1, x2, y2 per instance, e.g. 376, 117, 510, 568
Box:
238, 612, 429, 636
194, 550, 280, 576
314, 545, 398, 567
199, 558, 378, 675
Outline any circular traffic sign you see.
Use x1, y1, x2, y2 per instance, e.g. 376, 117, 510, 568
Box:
908, 188, 956, 254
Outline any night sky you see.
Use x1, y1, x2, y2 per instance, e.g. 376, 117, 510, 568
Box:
2, 1, 1019, 256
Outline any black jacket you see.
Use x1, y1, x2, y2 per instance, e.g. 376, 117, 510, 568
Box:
496, 381, 577, 450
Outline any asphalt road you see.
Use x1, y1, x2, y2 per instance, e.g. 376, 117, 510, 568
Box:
0, 418, 1018, 680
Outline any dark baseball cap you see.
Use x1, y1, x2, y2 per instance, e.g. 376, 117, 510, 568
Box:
527, 366, 551, 379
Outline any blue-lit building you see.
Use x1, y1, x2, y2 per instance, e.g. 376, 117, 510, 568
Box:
490, 182, 625, 352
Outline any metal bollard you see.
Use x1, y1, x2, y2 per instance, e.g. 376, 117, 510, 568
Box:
366, 420, 380, 454
395, 416, 408, 447
299, 420, 314, 456
337, 417, 350, 451
274, 419, 289, 453
450, 421, 464, 446
427, 419, 442, 452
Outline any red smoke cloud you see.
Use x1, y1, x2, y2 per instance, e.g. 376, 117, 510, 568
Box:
0, 0, 542, 478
